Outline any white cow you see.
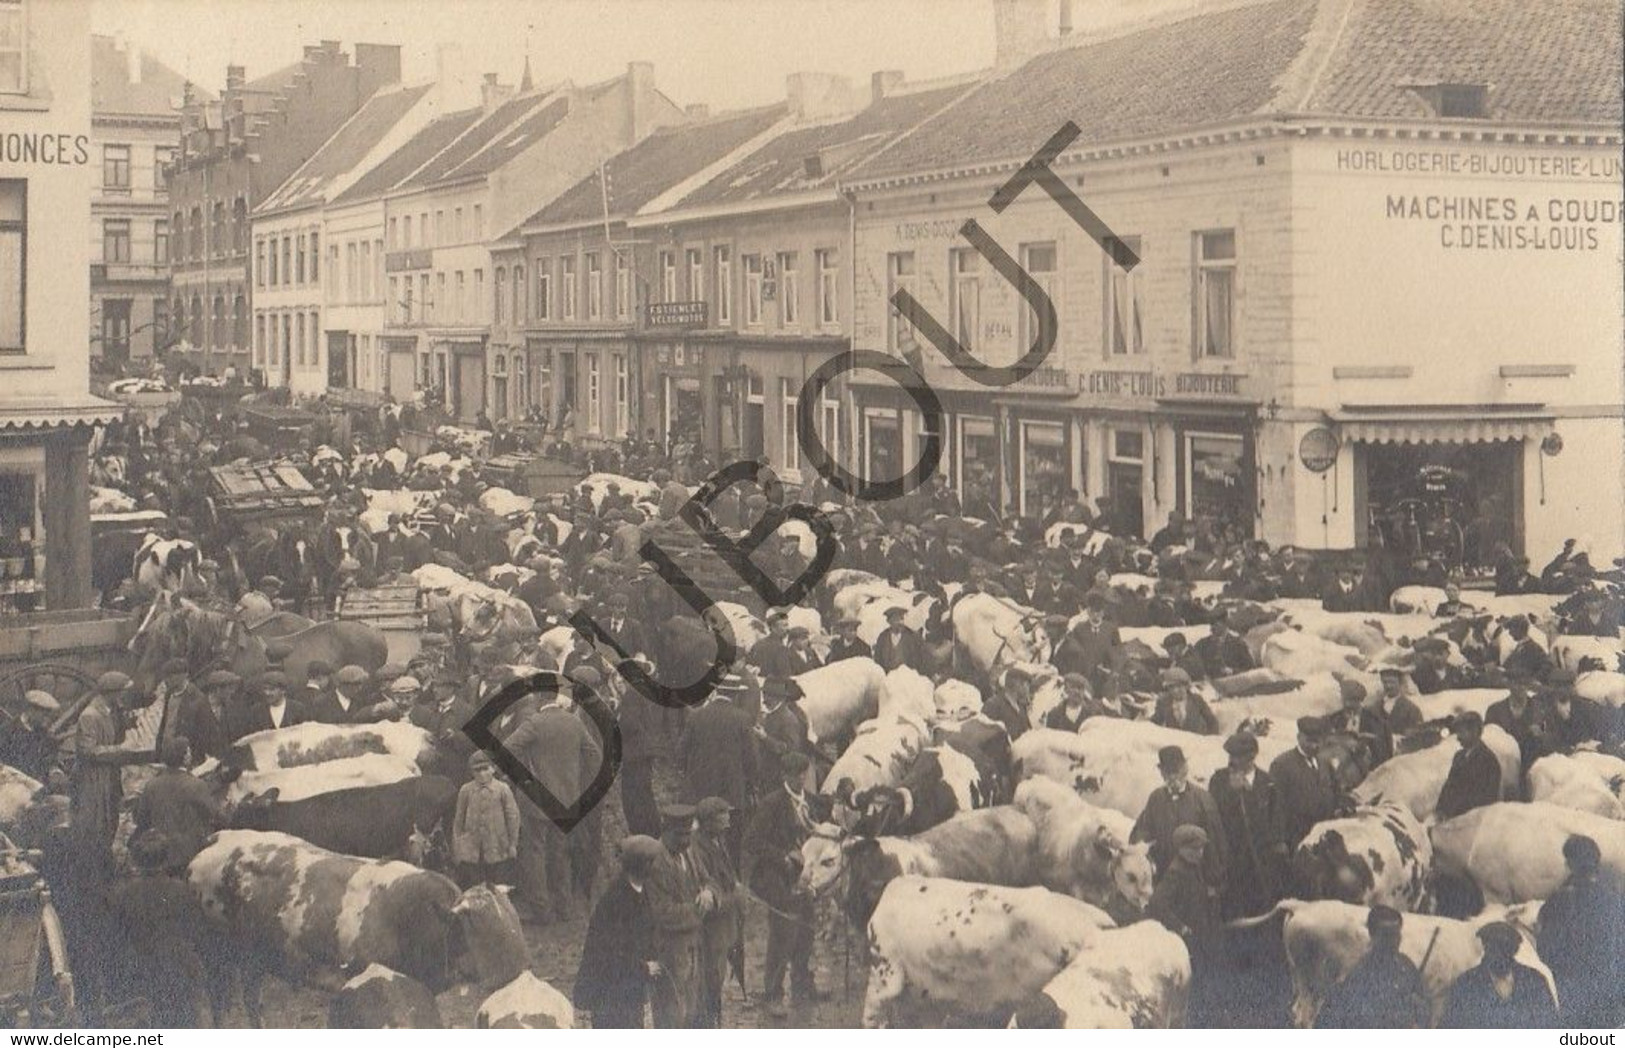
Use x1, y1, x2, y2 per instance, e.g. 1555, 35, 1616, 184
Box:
880, 667, 939, 724
1552, 635, 1624, 673
1292, 802, 1434, 911
1529, 752, 1625, 820
796, 657, 887, 743
933, 679, 983, 722
953, 593, 1051, 675
477, 487, 535, 519
713, 601, 769, 653
1390, 586, 1447, 614
1430, 801, 1625, 903
1013, 778, 1155, 913
1577, 670, 1625, 707
1013, 721, 1296, 820
854, 590, 937, 647
821, 712, 931, 801
1043, 522, 1112, 553
1352, 723, 1522, 823
1259, 629, 1368, 680
864, 875, 1114, 1027
1014, 922, 1190, 1029
578, 473, 659, 511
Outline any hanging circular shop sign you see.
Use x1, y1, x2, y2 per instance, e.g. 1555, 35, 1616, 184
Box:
1298, 427, 1339, 473
1541, 433, 1564, 457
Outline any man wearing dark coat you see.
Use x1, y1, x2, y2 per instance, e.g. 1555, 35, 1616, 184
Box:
1052, 596, 1119, 685
307, 665, 388, 725
575, 835, 661, 1028
871, 606, 927, 674
678, 686, 757, 864
504, 681, 603, 921
646, 807, 705, 1028
823, 618, 871, 664
1315, 906, 1428, 1029
1268, 716, 1340, 849
170, 670, 237, 764
1145, 824, 1223, 1026
1485, 684, 1552, 775
131, 737, 221, 874
617, 679, 664, 838
747, 611, 794, 679
1434, 712, 1503, 821
1193, 618, 1253, 679
1442, 922, 1559, 1028
1536, 834, 1625, 1028
1208, 731, 1287, 918
72, 672, 147, 878
756, 678, 814, 788
1150, 669, 1219, 735
1131, 746, 1228, 885
225, 672, 309, 739
782, 627, 822, 676
744, 752, 825, 1016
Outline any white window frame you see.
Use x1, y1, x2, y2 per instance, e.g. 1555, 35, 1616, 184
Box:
0, 0, 25, 96
612, 352, 629, 436
586, 252, 602, 320
1106, 234, 1145, 356
744, 253, 763, 326
950, 246, 980, 347
686, 248, 703, 302
1195, 229, 1236, 360
1019, 241, 1056, 350
614, 251, 631, 319
819, 384, 840, 464
778, 251, 798, 327
886, 251, 916, 353
714, 245, 732, 324
585, 353, 601, 434
779, 378, 800, 475
660, 251, 677, 304
560, 257, 577, 321
817, 248, 838, 327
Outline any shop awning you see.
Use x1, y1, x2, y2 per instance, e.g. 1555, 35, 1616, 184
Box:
1333, 406, 1554, 445
0, 396, 124, 431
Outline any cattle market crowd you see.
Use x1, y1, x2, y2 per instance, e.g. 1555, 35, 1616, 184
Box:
1, 387, 1622, 1030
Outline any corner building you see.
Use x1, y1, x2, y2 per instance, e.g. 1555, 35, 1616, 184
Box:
846, 0, 1623, 563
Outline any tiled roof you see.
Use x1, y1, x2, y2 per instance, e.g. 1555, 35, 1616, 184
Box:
91, 35, 195, 117
521, 103, 788, 230
330, 107, 483, 205
440, 95, 570, 181
859, 0, 1622, 181
676, 84, 968, 208
257, 83, 432, 213
402, 92, 558, 188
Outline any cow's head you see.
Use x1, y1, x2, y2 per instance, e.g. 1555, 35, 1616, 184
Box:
1101, 832, 1155, 912
225, 786, 279, 829
450, 882, 528, 991
797, 826, 849, 896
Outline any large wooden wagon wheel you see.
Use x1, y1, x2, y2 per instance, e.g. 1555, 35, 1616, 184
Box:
0, 664, 96, 742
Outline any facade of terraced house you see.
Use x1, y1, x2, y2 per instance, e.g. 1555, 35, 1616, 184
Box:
846, 0, 1623, 564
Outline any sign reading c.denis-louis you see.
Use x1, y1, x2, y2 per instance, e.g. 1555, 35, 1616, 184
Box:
469, 122, 1140, 830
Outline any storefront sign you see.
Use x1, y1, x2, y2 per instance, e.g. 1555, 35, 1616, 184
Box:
891, 218, 972, 242
1173, 373, 1243, 396
1298, 427, 1340, 473
385, 248, 433, 272
1081, 370, 1166, 398
646, 301, 709, 328
0, 132, 89, 166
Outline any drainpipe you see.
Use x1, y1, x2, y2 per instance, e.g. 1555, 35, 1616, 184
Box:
843, 187, 857, 474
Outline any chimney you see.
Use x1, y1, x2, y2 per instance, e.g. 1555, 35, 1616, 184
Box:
182, 80, 196, 109
870, 69, 905, 102
786, 71, 857, 121
626, 61, 655, 142
354, 42, 403, 98
685, 103, 710, 120
993, 0, 1049, 69
225, 64, 245, 91
124, 38, 142, 86
479, 72, 515, 114
1058, 0, 1074, 36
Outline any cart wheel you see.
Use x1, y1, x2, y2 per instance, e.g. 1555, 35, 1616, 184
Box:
0, 664, 96, 736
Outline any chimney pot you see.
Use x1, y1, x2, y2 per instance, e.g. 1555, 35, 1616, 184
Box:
225, 64, 245, 90
870, 69, 905, 101
1058, 0, 1074, 36
993, 0, 1050, 69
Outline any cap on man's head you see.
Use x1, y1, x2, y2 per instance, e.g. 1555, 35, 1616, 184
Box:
163, 658, 189, 677
696, 797, 734, 821
609, 591, 631, 608
1339, 679, 1368, 704
1545, 667, 1576, 686
781, 751, 811, 776
1223, 732, 1259, 758
660, 804, 696, 829
203, 669, 241, 690
1378, 664, 1407, 678
20, 689, 59, 713
468, 750, 493, 771
389, 675, 423, 695
1453, 710, 1484, 731
1164, 632, 1188, 650
306, 659, 334, 677
264, 640, 295, 663
256, 671, 289, 691
1297, 715, 1327, 739
97, 671, 133, 694
762, 676, 802, 701
1171, 824, 1207, 849
1157, 745, 1187, 772
258, 575, 284, 591
1161, 667, 1192, 687
884, 606, 907, 620
1562, 833, 1601, 871
1085, 593, 1107, 610
835, 616, 859, 630
335, 665, 370, 687
620, 835, 664, 866
1366, 904, 1403, 931
786, 625, 810, 641
1062, 672, 1091, 691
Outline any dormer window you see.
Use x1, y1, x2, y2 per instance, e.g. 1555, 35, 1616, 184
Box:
1407, 82, 1489, 119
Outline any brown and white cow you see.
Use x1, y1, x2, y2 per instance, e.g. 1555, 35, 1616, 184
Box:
1291, 801, 1433, 911
188, 830, 525, 1026
327, 964, 443, 1029
864, 875, 1114, 1027
1011, 921, 1191, 1029
477, 970, 576, 1029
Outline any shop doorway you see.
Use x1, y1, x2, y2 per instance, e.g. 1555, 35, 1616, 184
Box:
101, 300, 131, 368
1018, 419, 1068, 519
327, 331, 350, 389
865, 410, 902, 487
1184, 431, 1251, 542
664, 376, 703, 448
1107, 427, 1146, 539
743, 373, 765, 460
1362, 440, 1519, 569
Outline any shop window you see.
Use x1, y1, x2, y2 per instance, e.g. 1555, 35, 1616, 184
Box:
0, 471, 42, 612
153, 297, 169, 347
102, 144, 131, 194
1019, 242, 1056, 352
950, 246, 980, 347
817, 248, 838, 327
958, 415, 999, 510
744, 254, 763, 325
1019, 420, 1068, 519
103, 219, 131, 263
1106, 235, 1144, 355
1185, 432, 1248, 539
865, 410, 902, 486
778, 251, 798, 327
887, 251, 916, 354
1195, 230, 1235, 359
714, 246, 732, 324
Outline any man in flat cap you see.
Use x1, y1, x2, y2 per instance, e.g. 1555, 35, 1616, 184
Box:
228, 671, 309, 739
1151, 667, 1218, 735
745, 751, 826, 1016
1442, 921, 1559, 1028
1315, 905, 1428, 1029
0, 686, 58, 782
1146, 824, 1223, 1024
872, 605, 927, 675
1209, 731, 1288, 918
1374, 664, 1425, 739
72, 672, 148, 877
679, 671, 757, 866
1537, 834, 1625, 1027
575, 835, 662, 1028
1329, 678, 1393, 771
647, 805, 705, 1028
310, 664, 384, 725
747, 609, 794, 679
783, 625, 822, 676
691, 797, 745, 1028
1194, 616, 1254, 680
598, 590, 648, 661
825, 617, 870, 664
1132, 745, 1227, 886
172, 669, 238, 764
1435, 711, 1502, 821
1269, 715, 1340, 849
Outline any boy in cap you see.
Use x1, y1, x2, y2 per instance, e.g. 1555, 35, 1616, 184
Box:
647, 805, 705, 1028
1150, 668, 1218, 735
1146, 824, 1223, 1023
1442, 921, 1559, 1028
575, 836, 662, 1028
1269, 715, 1340, 848
825, 616, 870, 663
783, 625, 822, 676
1132, 745, 1228, 885
0, 686, 59, 782
1315, 905, 1427, 1028
452, 751, 521, 889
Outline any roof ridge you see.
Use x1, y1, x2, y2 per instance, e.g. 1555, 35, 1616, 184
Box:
1273, 0, 1362, 114
839, 75, 994, 186
437, 88, 571, 183
636, 111, 805, 218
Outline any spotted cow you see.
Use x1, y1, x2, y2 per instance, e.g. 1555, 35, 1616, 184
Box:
1011, 921, 1191, 1029
477, 970, 576, 1029
328, 964, 443, 1028
1291, 801, 1433, 911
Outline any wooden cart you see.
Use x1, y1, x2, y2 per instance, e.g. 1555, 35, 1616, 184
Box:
0, 609, 136, 739
206, 461, 326, 531
0, 834, 74, 1027
336, 582, 425, 665
240, 404, 317, 449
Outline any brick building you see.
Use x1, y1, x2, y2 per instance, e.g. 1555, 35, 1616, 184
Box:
847, 0, 1623, 562
168, 39, 401, 377
89, 34, 190, 370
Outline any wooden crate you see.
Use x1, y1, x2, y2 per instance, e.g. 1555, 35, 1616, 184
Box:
0, 609, 132, 662
337, 583, 425, 664
209, 461, 326, 524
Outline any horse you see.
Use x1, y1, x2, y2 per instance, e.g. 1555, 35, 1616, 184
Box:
133, 533, 202, 595
127, 591, 269, 689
